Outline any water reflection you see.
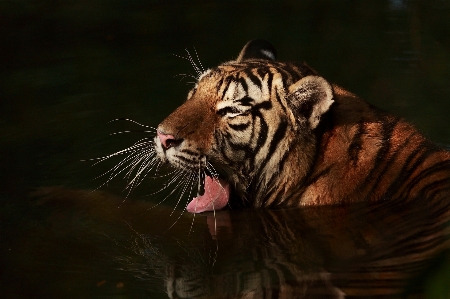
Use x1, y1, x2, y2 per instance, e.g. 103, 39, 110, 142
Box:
25, 187, 449, 298
125, 201, 450, 298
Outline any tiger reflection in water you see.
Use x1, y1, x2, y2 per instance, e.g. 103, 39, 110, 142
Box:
123, 200, 450, 298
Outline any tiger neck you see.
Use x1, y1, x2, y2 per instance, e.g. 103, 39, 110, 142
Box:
246, 131, 318, 208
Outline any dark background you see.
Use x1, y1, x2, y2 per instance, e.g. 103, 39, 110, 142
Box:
1, 0, 450, 297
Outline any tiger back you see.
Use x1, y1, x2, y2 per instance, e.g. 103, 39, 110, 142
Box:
154, 39, 450, 212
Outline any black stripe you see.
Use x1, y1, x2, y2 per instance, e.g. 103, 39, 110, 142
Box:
228, 140, 252, 152
246, 69, 262, 89
256, 67, 273, 94
384, 142, 434, 199
306, 166, 332, 186
274, 86, 288, 114
253, 100, 272, 111
216, 78, 224, 94
269, 152, 292, 206
218, 136, 236, 164
214, 130, 223, 150
401, 160, 450, 199
283, 64, 300, 82
229, 122, 250, 131
284, 167, 331, 204
348, 122, 365, 164
248, 113, 257, 148
221, 77, 233, 99
235, 96, 253, 106
238, 76, 248, 93
268, 118, 288, 158
266, 70, 273, 95
255, 118, 289, 184
176, 155, 195, 164
254, 112, 269, 152
244, 114, 258, 172
388, 146, 437, 199
256, 67, 266, 79
362, 117, 399, 188
278, 67, 292, 86
182, 149, 200, 157
428, 185, 450, 204
289, 64, 307, 82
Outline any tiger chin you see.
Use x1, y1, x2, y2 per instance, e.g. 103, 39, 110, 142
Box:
155, 39, 450, 213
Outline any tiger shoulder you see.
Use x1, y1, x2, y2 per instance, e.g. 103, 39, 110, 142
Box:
154, 39, 450, 212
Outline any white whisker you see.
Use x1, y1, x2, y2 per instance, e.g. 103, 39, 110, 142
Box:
174, 47, 205, 79
175, 73, 199, 81
84, 140, 153, 165
92, 152, 144, 190
108, 118, 157, 130
193, 47, 205, 73
109, 130, 155, 136
171, 172, 196, 216
148, 170, 185, 197
165, 174, 196, 233
124, 153, 159, 195
148, 170, 190, 212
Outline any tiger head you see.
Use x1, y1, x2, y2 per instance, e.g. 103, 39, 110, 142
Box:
155, 40, 334, 213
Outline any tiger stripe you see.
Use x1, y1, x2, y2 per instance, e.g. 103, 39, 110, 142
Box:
155, 39, 450, 210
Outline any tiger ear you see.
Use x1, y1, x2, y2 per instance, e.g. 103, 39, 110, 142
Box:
288, 76, 334, 129
236, 39, 277, 62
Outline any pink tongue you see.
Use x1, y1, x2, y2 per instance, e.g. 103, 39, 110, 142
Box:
186, 176, 230, 213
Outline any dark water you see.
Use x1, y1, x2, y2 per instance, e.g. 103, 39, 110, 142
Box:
1, 0, 450, 298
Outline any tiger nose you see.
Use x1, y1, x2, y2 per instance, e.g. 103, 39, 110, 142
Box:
157, 130, 182, 149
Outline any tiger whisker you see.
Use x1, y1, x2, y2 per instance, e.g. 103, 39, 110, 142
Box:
206, 162, 220, 180
96, 146, 154, 180
147, 168, 178, 179
192, 47, 205, 73
123, 154, 159, 195
184, 173, 199, 234
173, 53, 200, 76
188, 166, 204, 234
203, 165, 218, 236
148, 171, 190, 211
84, 140, 154, 165
206, 163, 227, 199
175, 73, 199, 81
184, 49, 203, 77
171, 172, 196, 216
91, 143, 157, 194
129, 156, 160, 187
123, 150, 156, 181
126, 155, 160, 186
174, 48, 204, 79
92, 151, 145, 190
108, 118, 157, 130
109, 130, 155, 136
148, 170, 186, 197
165, 175, 196, 233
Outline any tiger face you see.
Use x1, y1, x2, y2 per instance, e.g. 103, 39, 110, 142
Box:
155, 40, 335, 212
154, 40, 450, 213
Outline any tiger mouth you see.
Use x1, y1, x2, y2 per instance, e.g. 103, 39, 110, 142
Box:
154, 131, 231, 213
185, 172, 230, 214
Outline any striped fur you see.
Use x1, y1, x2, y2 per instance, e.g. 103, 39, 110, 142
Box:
155, 40, 450, 209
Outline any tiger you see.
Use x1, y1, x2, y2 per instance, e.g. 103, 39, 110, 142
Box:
154, 39, 450, 213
